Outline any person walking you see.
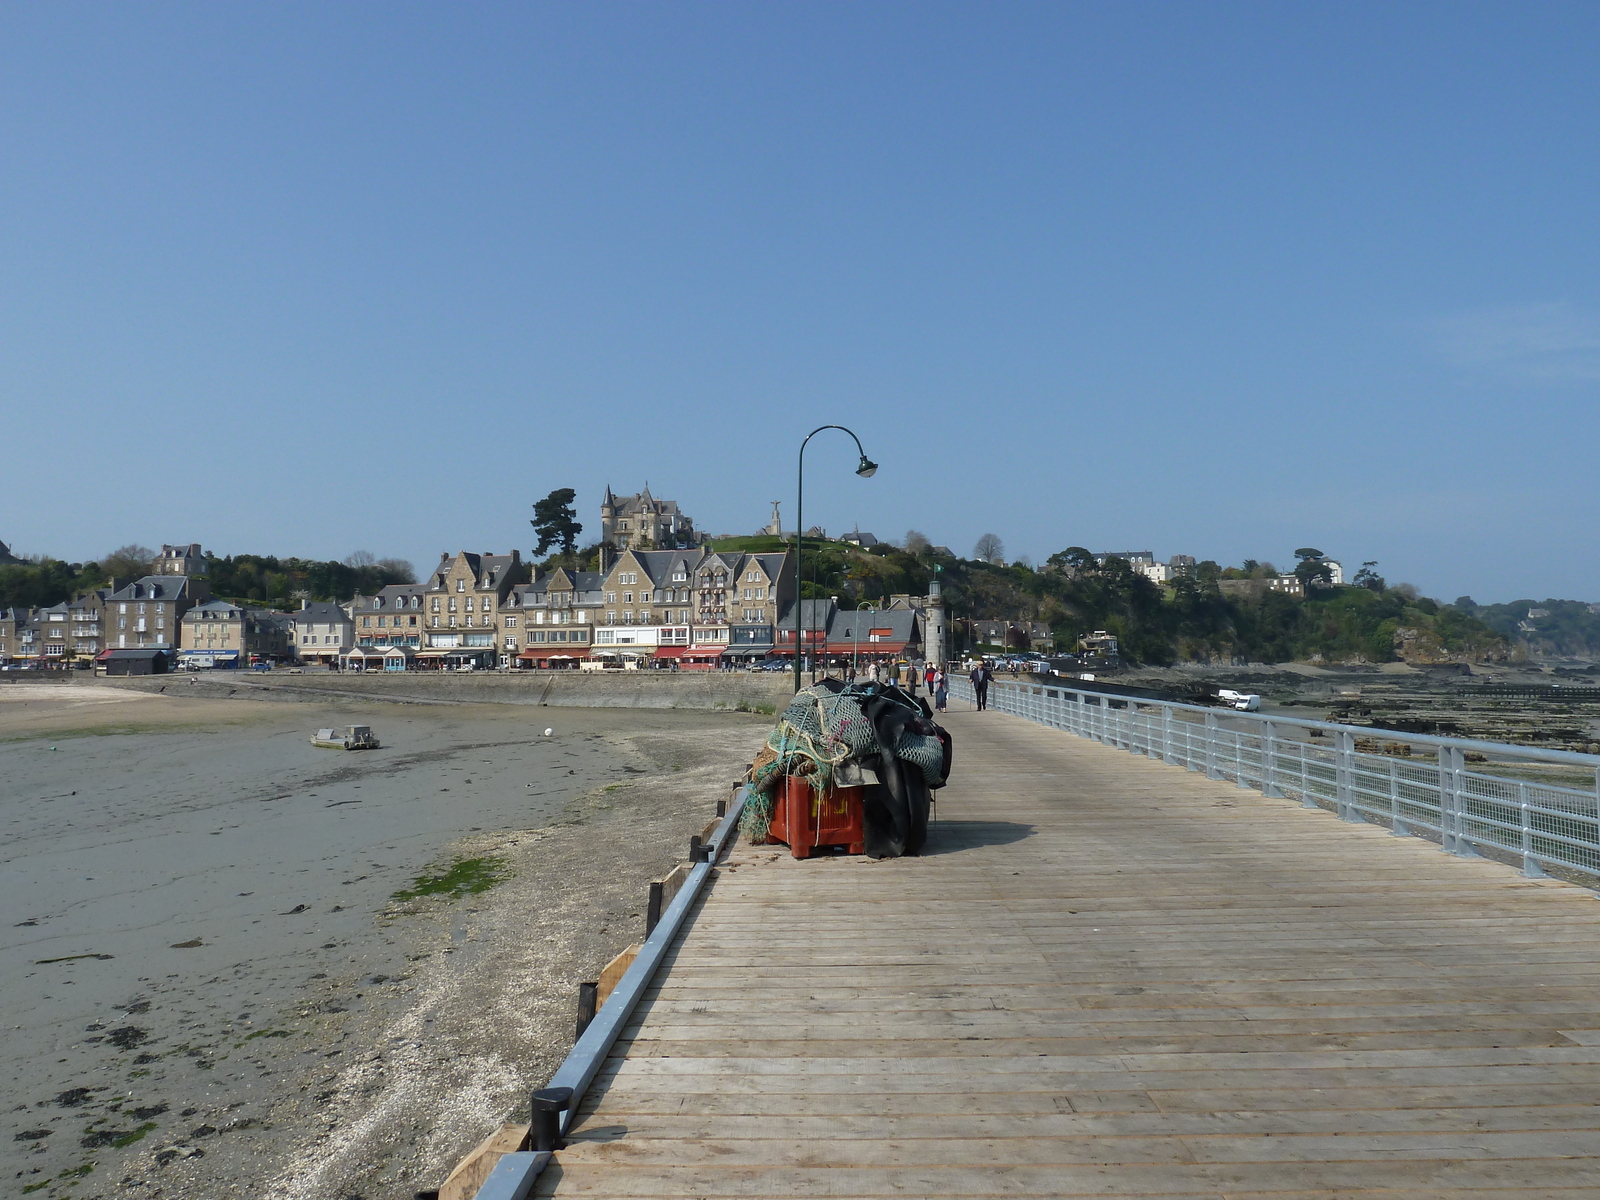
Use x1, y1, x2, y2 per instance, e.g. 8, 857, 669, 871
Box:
888, 659, 902, 689
924, 662, 936, 694
934, 667, 948, 714
970, 660, 993, 711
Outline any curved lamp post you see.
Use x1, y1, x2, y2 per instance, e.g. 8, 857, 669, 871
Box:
794, 425, 877, 693
852, 600, 876, 680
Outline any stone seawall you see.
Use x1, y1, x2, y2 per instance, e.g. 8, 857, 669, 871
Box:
82, 670, 795, 712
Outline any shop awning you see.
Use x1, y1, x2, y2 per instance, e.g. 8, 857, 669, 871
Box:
826, 641, 909, 655
518, 648, 590, 660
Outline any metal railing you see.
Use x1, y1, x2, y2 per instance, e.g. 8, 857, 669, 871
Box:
468, 787, 749, 1200
950, 675, 1600, 882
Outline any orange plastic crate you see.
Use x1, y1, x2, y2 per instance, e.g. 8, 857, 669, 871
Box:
769, 775, 866, 859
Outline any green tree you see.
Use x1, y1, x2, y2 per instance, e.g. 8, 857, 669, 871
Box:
1354, 561, 1385, 592
532, 488, 583, 556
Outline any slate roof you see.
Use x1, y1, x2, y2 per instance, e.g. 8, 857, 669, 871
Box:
350, 584, 428, 615
293, 601, 352, 625
104, 576, 201, 603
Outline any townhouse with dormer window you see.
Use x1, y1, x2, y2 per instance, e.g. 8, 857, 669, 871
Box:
350, 585, 428, 654
103, 574, 211, 653
421, 550, 524, 668
511, 567, 604, 667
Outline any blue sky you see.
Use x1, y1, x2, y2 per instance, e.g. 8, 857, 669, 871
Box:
3, 3, 1597, 603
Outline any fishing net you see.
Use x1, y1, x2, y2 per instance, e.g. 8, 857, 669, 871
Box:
740, 683, 947, 842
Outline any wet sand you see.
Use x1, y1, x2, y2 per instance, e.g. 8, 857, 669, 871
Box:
1, 682, 765, 1199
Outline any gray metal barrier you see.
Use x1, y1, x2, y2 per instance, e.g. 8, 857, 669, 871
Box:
950, 675, 1600, 882
469, 787, 749, 1199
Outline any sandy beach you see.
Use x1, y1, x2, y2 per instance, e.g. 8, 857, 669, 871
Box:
1, 679, 764, 1199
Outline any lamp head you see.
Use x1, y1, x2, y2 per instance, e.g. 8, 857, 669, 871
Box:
855, 456, 878, 478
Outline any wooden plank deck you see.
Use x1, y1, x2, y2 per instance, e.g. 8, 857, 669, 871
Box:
536, 706, 1600, 1197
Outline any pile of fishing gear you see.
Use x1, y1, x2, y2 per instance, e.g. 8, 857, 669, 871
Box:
742, 679, 953, 858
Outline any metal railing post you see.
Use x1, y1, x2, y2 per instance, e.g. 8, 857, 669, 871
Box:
1261, 720, 1283, 797
1162, 705, 1175, 766
1389, 759, 1409, 836
1204, 711, 1221, 780
1519, 781, 1546, 877
1440, 745, 1475, 856
1337, 730, 1360, 821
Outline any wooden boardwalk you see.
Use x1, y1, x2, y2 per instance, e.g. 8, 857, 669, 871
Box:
538, 707, 1600, 1197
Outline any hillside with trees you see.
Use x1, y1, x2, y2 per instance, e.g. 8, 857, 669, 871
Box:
707, 533, 1510, 667
0, 548, 414, 611
1456, 597, 1600, 659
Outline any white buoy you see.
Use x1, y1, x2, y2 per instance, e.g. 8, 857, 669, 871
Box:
543, 728, 553, 737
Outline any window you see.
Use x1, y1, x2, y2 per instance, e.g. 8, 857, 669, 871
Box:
456, 579, 465, 592
409, 615, 417, 626
605, 592, 616, 604
484, 597, 494, 611
375, 597, 384, 609
119, 603, 127, 614
623, 592, 632, 604
673, 571, 686, 582
448, 616, 457, 628
505, 616, 517, 628
465, 597, 475, 612
606, 612, 616, 625
362, 617, 371, 628
431, 598, 440, 612
623, 611, 633, 624
448, 597, 457, 613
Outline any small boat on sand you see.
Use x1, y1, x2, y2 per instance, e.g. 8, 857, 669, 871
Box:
311, 726, 380, 750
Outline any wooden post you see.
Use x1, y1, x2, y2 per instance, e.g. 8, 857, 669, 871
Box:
645, 880, 664, 936
576, 981, 598, 1040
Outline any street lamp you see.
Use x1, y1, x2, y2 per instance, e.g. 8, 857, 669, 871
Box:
852, 599, 876, 680
794, 425, 877, 694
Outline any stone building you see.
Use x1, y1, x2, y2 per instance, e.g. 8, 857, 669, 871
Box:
421, 550, 523, 668
180, 598, 292, 667
599, 485, 698, 550
511, 567, 603, 667
350, 585, 428, 651
0, 608, 23, 662
289, 600, 356, 665
104, 575, 210, 652
153, 543, 207, 576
